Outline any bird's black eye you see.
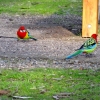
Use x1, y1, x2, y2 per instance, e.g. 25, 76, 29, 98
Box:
23, 30, 26, 32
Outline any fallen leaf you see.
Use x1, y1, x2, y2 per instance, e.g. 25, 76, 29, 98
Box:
0, 90, 10, 95
53, 92, 74, 99
13, 96, 33, 99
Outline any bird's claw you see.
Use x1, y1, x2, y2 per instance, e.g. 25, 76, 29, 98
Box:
85, 54, 95, 58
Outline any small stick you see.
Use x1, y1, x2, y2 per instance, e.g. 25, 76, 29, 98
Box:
0, 36, 17, 39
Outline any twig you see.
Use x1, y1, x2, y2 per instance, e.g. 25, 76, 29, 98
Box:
0, 36, 17, 39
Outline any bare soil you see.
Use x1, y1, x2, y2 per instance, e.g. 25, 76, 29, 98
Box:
0, 14, 100, 69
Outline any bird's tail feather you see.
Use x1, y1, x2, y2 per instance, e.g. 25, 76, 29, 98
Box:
28, 32, 37, 41
31, 37, 37, 41
66, 50, 83, 59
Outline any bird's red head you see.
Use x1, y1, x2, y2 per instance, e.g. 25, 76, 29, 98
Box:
91, 34, 98, 43
19, 26, 25, 30
17, 26, 27, 39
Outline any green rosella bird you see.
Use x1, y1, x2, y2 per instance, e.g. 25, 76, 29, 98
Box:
17, 26, 37, 41
66, 34, 98, 59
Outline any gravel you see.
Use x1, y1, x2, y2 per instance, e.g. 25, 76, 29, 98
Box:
0, 14, 100, 69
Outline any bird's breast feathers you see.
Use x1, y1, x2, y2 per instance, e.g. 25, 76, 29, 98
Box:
23, 32, 29, 39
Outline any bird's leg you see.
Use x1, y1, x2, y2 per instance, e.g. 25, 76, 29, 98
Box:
17, 38, 28, 42
17, 38, 20, 41
85, 53, 95, 58
22, 39, 28, 42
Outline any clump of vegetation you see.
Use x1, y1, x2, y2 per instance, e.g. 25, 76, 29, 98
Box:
0, 68, 100, 100
0, 0, 82, 15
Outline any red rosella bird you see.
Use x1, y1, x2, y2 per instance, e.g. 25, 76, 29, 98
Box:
66, 34, 98, 59
17, 26, 37, 41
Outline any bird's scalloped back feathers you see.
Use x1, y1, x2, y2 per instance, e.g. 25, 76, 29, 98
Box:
78, 37, 96, 50
83, 37, 96, 48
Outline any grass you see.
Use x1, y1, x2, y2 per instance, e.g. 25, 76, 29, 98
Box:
0, 0, 82, 15
0, 68, 100, 100
0, 1, 99, 99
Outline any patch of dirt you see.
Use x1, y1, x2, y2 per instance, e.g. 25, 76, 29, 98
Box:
0, 14, 100, 69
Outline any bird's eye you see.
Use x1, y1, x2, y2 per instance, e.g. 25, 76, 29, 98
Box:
23, 30, 26, 32
20, 30, 23, 32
